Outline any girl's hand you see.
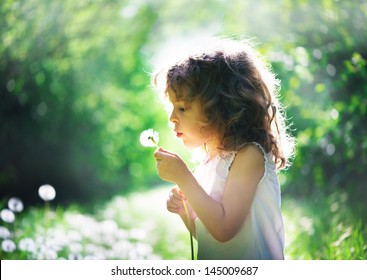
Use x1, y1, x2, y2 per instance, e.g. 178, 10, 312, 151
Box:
167, 186, 197, 235
153, 147, 191, 184
166, 186, 186, 215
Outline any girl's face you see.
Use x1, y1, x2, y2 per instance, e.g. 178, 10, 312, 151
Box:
167, 91, 216, 151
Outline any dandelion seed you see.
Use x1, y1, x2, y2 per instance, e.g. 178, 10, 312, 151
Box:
0, 226, 11, 239
8, 197, 24, 213
0, 209, 15, 223
140, 129, 159, 148
2, 239, 16, 252
38, 184, 56, 201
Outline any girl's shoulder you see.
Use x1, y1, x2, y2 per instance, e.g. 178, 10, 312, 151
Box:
223, 142, 268, 171
213, 143, 267, 189
222, 142, 276, 184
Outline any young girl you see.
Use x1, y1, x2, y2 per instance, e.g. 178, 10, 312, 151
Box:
153, 38, 295, 260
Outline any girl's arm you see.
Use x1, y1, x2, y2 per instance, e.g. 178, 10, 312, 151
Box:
154, 145, 264, 242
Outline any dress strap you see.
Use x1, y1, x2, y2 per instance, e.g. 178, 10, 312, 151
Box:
222, 151, 237, 171
249, 142, 268, 163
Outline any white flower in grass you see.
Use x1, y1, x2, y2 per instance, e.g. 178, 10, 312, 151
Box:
84, 254, 102, 260
8, 197, 24, 213
68, 252, 83, 260
38, 184, 56, 201
112, 240, 133, 259
140, 129, 159, 148
0, 226, 11, 239
69, 242, 83, 254
135, 242, 153, 258
2, 239, 16, 252
18, 238, 37, 253
100, 220, 118, 235
129, 228, 147, 241
49, 228, 69, 249
85, 244, 105, 258
116, 228, 129, 239
67, 230, 82, 242
83, 245, 106, 260
0, 209, 15, 223
36, 246, 58, 260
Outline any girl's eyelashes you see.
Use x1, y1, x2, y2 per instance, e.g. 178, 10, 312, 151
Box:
175, 103, 190, 112
170, 101, 191, 113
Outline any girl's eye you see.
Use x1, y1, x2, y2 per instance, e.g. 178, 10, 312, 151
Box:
179, 107, 186, 112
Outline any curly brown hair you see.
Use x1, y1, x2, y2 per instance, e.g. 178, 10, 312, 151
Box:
153, 38, 295, 170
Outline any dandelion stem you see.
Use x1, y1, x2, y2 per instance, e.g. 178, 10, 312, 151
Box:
182, 200, 194, 260
148, 136, 158, 148
44, 201, 50, 237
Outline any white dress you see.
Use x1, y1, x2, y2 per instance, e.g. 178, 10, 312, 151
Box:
194, 143, 285, 260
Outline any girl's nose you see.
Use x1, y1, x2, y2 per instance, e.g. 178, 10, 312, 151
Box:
169, 111, 178, 124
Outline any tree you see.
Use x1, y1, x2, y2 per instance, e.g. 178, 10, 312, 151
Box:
0, 0, 162, 205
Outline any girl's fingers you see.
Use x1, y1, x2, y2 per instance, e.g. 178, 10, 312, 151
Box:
171, 186, 186, 200
166, 198, 182, 213
154, 147, 179, 160
153, 148, 164, 160
159, 148, 178, 156
167, 205, 180, 214
168, 193, 183, 206
166, 187, 186, 214
167, 198, 181, 208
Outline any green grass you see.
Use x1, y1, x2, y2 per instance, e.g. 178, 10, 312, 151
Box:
0, 187, 366, 260
283, 192, 367, 260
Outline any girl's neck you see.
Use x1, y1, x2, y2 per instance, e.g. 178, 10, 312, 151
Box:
204, 140, 222, 161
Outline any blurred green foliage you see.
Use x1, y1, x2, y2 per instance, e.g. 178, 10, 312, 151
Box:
0, 0, 166, 204
1, 0, 366, 209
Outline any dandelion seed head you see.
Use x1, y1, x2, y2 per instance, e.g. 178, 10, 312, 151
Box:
135, 242, 153, 257
112, 240, 134, 259
0, 209, 15, 223
2, 239, 16, 252
88, 251, 106, 260
18, 238, 37, 253
100, 219, 119, 235
67, 230, 82, 242
36, 246, 58, 260
8, 197, 24, 213
49, 228, 69, 248
69, 242, 83, 254
129, 228, 147, 241
38, 184, 56, 201
140, 129, 159, 148
0, 226, 11, 239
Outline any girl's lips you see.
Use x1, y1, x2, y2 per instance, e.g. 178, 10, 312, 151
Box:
176, 132, 183, 138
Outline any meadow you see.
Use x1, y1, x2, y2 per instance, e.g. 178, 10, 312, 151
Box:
1, 0, 366, 261
1, 186, 365, 260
